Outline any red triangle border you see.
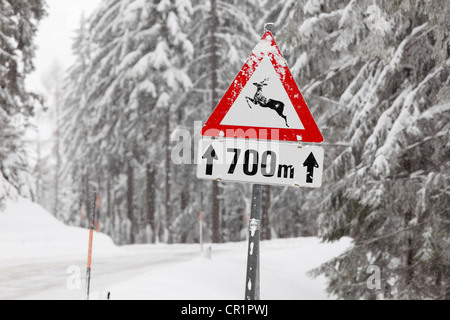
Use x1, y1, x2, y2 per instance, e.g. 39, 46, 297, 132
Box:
201, 31, 323, 143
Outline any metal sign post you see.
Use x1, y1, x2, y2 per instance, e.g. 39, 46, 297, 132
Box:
245, 184, 262, 300
196, 23, 324, 301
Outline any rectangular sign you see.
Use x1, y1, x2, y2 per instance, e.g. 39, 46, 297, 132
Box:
197, 138, 324, 188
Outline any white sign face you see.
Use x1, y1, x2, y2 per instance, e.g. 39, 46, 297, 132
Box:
197, 138, 324, 188
220, 57, 305, 130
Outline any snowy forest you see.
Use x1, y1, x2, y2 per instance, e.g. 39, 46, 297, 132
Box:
1, 0, 449, 300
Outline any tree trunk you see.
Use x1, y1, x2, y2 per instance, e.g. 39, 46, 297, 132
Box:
106, 173, 112, 236
127, 162, 134, 244
84, 173, 90, 228
35, 128, 43, 206
180, 169, 189, 213
146, 163, 155, 243
261, 185, 271, 240
210, 0, 222, 244
405, 210, 414, 289
165, 111, 172, 244
106, 176, 111, 218
53, 96, 61, 219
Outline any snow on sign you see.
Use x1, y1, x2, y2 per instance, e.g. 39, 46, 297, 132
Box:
197, 138, 324, 188
201, 31, 323, 143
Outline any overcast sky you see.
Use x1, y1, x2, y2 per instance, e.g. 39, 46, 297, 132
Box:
26, 0, 101, 93
23, 0, 101, 144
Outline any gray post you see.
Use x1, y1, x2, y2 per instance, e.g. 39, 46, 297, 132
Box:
85, 186, 98, 300
243, 22, 275, 301
264, 22, 275, 34
245, 184, 262, 300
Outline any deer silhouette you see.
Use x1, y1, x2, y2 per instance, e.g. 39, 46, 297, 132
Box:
245, 78, 289, 127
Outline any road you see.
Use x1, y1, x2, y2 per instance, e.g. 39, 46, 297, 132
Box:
0, 245, 200, 300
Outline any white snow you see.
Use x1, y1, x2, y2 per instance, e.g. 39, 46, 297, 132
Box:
107, 237, 352, 300
0, 198, 120, 264
365, 4, 392, 36
0, 197, 352, 300
304, 0, 324, 15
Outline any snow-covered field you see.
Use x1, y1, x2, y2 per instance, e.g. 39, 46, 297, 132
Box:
0, 198, 352, 300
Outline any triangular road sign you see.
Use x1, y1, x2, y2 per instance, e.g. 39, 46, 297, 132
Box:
201, 31, 323, 143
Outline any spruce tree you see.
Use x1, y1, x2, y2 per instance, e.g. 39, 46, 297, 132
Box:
277, 0, 450, 300
62, 0, 193, 244
0, 0, 46, 202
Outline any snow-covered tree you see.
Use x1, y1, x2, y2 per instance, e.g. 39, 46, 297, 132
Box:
183, 0, 263, 243
32, 61, 69, 221
62, 0, 194, 244
59, 4, 449, 297
274, 0, 450, 300
0, 0, 46, 203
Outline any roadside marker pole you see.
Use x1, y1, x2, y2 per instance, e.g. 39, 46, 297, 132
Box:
85, 191, 100, 300
85, 218, 94, 300
245, 184, 262, 300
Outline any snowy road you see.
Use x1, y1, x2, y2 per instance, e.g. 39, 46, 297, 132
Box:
0, 199, 352, 300
0, 246, 200, 300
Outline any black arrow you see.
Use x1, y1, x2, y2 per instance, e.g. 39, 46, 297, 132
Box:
303, 152, 319, 183
202, 145, 218, 176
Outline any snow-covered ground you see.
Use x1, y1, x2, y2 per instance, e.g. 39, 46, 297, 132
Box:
0, 198, 352, 300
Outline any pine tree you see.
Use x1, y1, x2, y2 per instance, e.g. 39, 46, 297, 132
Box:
0, 0, 46, 202
61, 12, 94, 229
62, 0, 194, 244
274, 0, 450, 300
38, 61, 67, 220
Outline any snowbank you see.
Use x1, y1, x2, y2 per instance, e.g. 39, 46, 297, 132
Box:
0, 198, 352, 300
107, 237, 352, 300
0, 198, 120, 265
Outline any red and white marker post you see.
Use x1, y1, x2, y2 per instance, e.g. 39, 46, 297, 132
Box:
85, 192, 100, 300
